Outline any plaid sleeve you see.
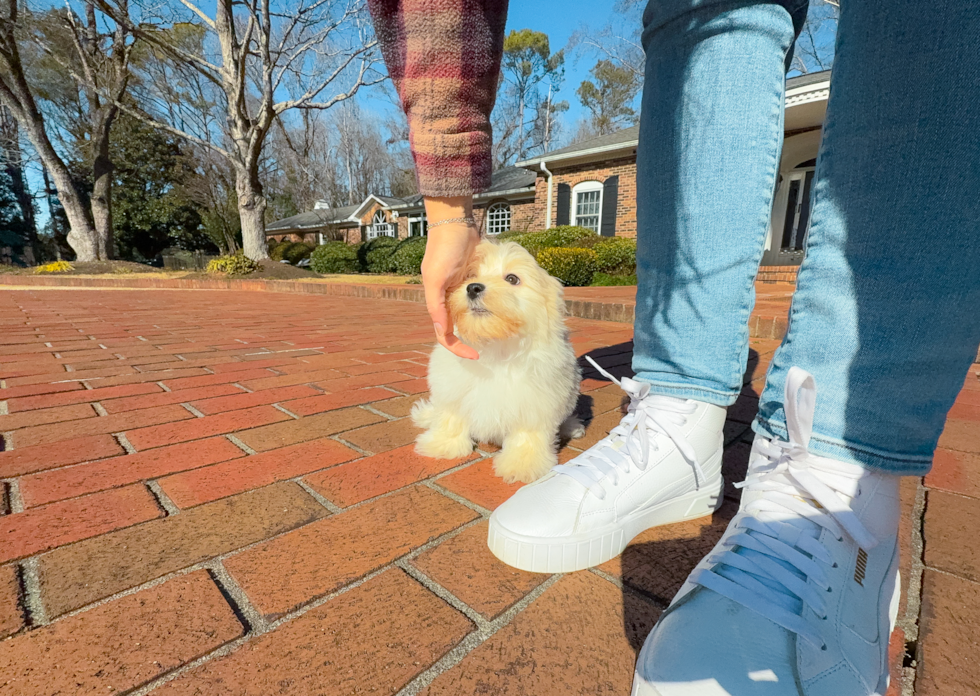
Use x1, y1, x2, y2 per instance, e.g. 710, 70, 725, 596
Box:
368, 0, 508, 197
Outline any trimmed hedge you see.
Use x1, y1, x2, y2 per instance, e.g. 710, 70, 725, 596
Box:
206, 253, 260, 276
594, 237, 637, 274
591, 272, 637, 286
269, 240, 292, 261
358, 236, 400, 273
537, 247, 597, 287
389, 236, 427, 275
310, 242, 361, 274
512, 226, 598, 257
282, 242, 314, 265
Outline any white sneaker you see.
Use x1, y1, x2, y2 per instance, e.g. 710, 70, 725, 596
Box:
631, 367, 901, 696
487, 357, 726, 573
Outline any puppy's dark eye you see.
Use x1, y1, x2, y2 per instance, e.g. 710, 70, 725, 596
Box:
505, 274, 520, 285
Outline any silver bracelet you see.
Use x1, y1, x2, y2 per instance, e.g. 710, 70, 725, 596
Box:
428, 216, 475, 229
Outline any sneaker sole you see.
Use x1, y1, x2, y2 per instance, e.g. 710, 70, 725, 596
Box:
487, 474, 725, 573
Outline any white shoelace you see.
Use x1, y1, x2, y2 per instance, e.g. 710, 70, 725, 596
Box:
691, 367, 878, 649
554, 357, 706, 500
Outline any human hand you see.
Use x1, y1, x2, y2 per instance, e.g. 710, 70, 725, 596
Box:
421, 219, 481, 360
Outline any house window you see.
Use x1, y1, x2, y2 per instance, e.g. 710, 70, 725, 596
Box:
367, 210, 396, 240
572, 182, 602, 232
409, 216, 428, 236
486, 202, 511, 236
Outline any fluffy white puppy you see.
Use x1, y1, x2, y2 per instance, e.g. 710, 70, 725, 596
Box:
412, 240, 584, 483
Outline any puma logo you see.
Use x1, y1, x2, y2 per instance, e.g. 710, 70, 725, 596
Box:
854, 548, 868, 586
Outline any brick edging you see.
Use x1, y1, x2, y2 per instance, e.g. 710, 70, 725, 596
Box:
0, 274, 787, 339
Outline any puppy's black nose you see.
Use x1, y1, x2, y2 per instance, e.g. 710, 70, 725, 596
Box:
466, 283, 485, 300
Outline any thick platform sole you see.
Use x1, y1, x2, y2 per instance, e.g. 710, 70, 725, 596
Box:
487, 474, 724, 574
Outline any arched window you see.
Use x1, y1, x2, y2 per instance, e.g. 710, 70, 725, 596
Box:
572, 181, 602, 232
486, 202, 511, 236
367, 210, 395, 239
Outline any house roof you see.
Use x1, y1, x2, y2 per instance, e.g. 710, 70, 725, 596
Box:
516, 69, 832, 168
266, 203, 360, 234
391, 166, 537, 212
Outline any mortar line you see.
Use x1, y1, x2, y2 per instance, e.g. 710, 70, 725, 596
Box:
5, 479, 23, 513
395, 572, 563, 696
359, 404, 397, 421
147, 480, 181, 516
900, 479, 928, 696
330, 434, 373, 458
115, 432, 137, 454
121, 521, 483, 694
157, 381, 172, 392
92, 402, 108, 417
589, 566, 669, 611
20, 557, 48, 626
423, 480, 492, 519
225, 434, 257, 455
204, 560, 268, 634
295, 479, 344, 514
181, 403, 206, 418
232, 382, 253, 393
271, 403, 299, 419
396, 559, 491, 630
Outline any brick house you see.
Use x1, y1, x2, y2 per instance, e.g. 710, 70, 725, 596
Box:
268, 70, 829, 275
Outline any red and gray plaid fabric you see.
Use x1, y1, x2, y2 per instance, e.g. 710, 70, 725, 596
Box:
368, 0, 509, 197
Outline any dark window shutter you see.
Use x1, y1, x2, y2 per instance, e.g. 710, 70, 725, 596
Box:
556, 183, 571, 226
601, 176, 619, 237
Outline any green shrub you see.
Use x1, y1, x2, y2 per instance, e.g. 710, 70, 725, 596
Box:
537, 247, 597, 287
358, 236, 400, 273
591, 272, 637, 286
594, 237, 637, 274
390, 236, 427, 275
269, 240, 292, 261
310, 242, 361, 274
282, 242, 314, 265
206, 253, 260, 276
512, 225, 598, 257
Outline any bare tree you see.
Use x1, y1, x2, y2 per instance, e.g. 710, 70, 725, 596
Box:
60, 1, 134, 258
0, 0, 100, 260
95, 0, 380, 260
570, 0, 644, 80
791, 0, 839, 74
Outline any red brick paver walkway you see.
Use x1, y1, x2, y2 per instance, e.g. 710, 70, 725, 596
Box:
0, 288, 976, 695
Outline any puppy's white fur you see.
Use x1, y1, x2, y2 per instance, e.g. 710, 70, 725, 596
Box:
412, 240, 583, 483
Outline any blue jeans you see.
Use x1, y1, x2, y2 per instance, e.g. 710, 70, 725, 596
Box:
632, 0, 980, 474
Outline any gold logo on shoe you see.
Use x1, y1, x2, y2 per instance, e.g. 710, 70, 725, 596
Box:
854, 548, 868, 586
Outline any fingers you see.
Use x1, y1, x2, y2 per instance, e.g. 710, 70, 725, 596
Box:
425, 287, 479, 361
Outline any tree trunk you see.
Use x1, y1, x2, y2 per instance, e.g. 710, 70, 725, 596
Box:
236, 167, 269, 261
42, 153, 97, 262
16, 111, 98, 261
90, 118, 115, 260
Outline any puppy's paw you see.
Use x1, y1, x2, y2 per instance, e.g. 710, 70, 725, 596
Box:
494, 432, 557, 484
415, 429, 474, 460
410, 399, 436, 429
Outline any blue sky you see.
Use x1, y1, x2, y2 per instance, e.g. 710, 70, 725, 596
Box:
506, 0, 620, 127
361, 1, 632, 141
